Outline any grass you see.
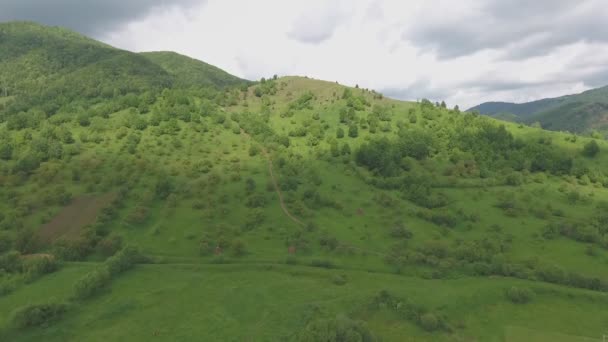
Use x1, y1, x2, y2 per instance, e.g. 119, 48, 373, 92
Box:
3, 263, 608, 341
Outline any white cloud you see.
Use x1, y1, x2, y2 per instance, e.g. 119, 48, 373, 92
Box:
99, 0, 608, 108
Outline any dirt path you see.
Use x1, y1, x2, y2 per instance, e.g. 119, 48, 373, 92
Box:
241, 129, 305, 227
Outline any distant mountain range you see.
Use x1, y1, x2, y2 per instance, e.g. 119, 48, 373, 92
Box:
468, 86, 608, 133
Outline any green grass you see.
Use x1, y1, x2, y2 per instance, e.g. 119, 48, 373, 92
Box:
4, 263, 608, 341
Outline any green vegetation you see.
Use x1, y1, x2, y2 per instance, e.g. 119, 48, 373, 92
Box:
469, 85, 608, 135
2, 22, 608, 341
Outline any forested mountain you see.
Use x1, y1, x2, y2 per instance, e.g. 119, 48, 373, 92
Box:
140, 51, 248, 88
2, 22, 608, 341
0, 21, 247, 121
469, 85, 608, 134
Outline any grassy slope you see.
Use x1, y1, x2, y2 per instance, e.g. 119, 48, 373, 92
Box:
2, 76, 608, 340
2, 23, 608, 339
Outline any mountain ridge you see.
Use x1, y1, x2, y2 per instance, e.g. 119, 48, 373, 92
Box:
469, 85, 608, 133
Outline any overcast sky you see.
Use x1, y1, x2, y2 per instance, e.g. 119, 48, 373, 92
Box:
2, 0, 608, 108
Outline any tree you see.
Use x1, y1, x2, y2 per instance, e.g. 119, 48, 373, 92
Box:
341, 143, 351, 155
348, 124, 358, 138
583, 140, 600, 157
336, 127, 345, 139
0, 143, 12, 160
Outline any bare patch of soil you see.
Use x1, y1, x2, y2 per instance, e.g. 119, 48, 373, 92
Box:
37, 192, 116, 243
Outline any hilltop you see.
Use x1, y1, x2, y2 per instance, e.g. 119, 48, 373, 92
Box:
469, 85, 608, 134
2, 23, 608, 341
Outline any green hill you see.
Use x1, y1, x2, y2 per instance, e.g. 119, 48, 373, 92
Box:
2, 23, 608, 341
0, 21, 247, 119
469, 86, 608, 134
140, 51, 248, 88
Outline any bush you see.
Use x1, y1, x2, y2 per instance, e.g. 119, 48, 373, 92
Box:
0, 233, 12, 254
52, 236, 93, 261
105, 246, 143, 276
97, 235, 123, 257
10, 302, 68, 329
419, 313, 440, 331
296, 315, 377, 342
231, 239, 247, 257
506, 286, 534, 303
72, 267, 111, 300
390, 224, 413, 239
22, 255, 59, 281
0, 251, 22, 273
583, 140, 600, 157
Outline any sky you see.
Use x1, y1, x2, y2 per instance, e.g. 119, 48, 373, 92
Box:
2, 0, 608, 108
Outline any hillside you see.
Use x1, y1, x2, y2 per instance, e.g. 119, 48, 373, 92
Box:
2, 23, 608, 341
0, 22, 247, 119
140, 51, 248, 88
469, 85, 608, 134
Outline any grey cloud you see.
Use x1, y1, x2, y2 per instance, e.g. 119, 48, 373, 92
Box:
403, 0, 608, 60
0, 0, 201, 35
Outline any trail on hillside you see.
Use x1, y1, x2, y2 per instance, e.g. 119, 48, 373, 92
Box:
241, 129, 305, 227
240, 129, 389, 258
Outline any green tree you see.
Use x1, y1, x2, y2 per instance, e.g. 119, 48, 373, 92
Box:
348, 124, 358, 138
0, 143, 12, 160
336, 127, 345, 139
583, 140, 600, 157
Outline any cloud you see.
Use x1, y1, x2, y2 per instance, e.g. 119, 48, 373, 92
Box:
403, 0, 608, 60
381, 79, 452, 102
0, 0, 201, 35
287, 1, 348, 44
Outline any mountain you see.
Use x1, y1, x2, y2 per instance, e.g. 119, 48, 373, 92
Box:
140, 51, 248, 88
468, 85, 608, 133
3, 22, 608, 341
0, 21, 247, 117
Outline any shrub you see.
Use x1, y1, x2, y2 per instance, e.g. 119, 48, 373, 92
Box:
336, 128, 345, 139
126, 205, 150, 224
97, 235, 123, 257
583, 140, 600, 157
52, 236, 93, 261
22, 255, 59, 281
390, 224, 413, 239
10, 302, 68, 329
0, 232, 12, 253
0, 251, 22, 273
231, 239, 247, 257
505, 286, 534, 303
14, 228, 38, 254
72, 267, 111, 300
105, 246, 143, 276
419, 313, 440, 331
296, 315, 377, 342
